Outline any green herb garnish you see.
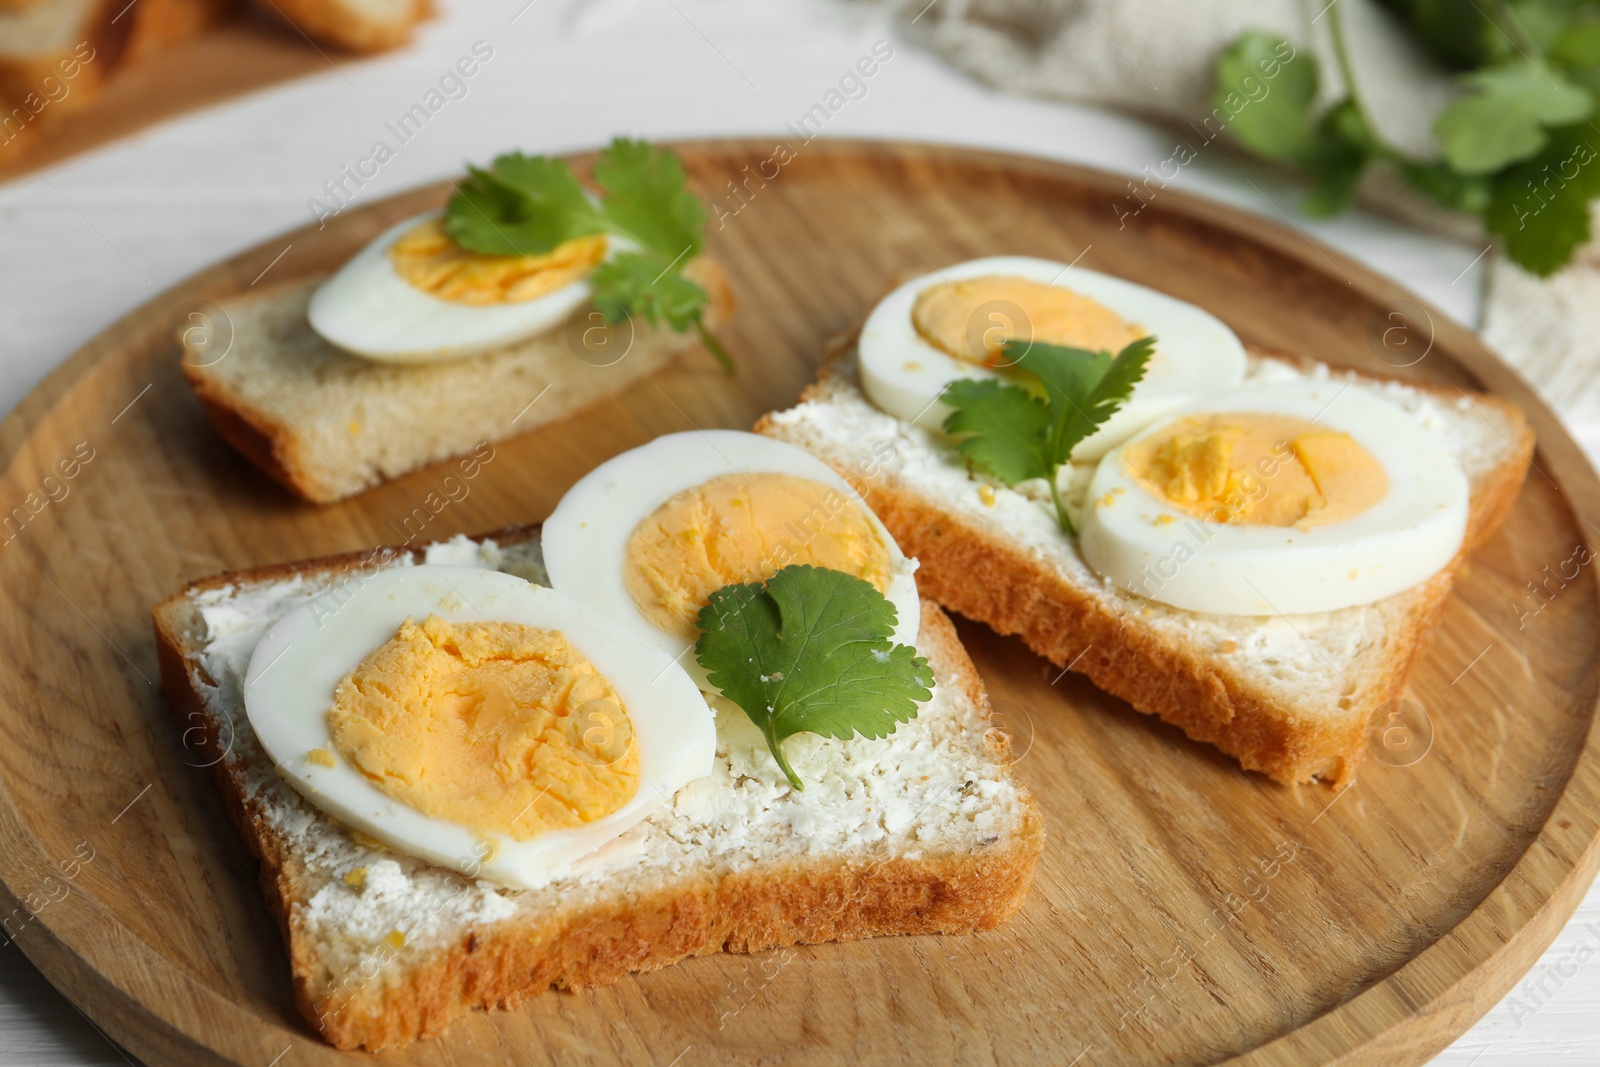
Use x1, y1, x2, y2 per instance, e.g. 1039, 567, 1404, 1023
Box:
1433, 61, 1591, 175
694, 565, 934, 791
1212, 9, 1600, 277
942, 337, 1154, 536
444, 137, 731, 372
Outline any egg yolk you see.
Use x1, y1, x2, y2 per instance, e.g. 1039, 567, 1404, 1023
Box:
388, 217, 608, 306
1126, 412, 1388, 527
623, 472, 893, 642
326, 615, 638, 841
912, 275, 1146, 366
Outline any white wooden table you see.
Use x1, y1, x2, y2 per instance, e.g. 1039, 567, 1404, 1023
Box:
0, 0, 1593, 1061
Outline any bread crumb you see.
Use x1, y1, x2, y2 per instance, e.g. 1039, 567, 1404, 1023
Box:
1153, 514, 1176, 526
978, 484, 996, 507
306, 748, 336, 768
344, 867, 367, 888
350, 829, 389, 852
386, 929, 406, 950
1218, 639, 1239, 654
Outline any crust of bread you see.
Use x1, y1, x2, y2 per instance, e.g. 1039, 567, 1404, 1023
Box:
755, 337, 1534, 785
179, 256, 736, 504
259, 0, 432, 52
152, 524, 1043, 1050
123, 0, 234, 61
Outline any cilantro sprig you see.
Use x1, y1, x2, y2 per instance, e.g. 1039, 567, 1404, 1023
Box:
1213, 5, 1600, 277
942, 337, 1155, 536
694, 565, 934, 791
444, 138, 731, 372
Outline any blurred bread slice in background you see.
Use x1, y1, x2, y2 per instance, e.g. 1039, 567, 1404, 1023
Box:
125, 0, 236, 59
0, 0, 428, 165
0, 0, 235, 148
259, 0, 431, 53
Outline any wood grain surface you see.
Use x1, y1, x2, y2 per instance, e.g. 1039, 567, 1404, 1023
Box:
0, 139, 1595, 1067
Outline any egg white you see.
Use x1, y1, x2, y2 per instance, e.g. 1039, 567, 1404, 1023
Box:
540, 430, 921, 690
1078, 380, 1470, 615
307, 212, 613, 363
858, 256, 1248, 459
242, 565, 715, 890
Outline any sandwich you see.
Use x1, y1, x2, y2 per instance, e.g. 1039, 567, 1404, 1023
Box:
756, 256, 1533, 783
153, 430, 1043, 1050
178, 139, 735, 503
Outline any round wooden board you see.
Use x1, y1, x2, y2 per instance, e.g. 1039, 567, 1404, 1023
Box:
1, 139, 1597, 1067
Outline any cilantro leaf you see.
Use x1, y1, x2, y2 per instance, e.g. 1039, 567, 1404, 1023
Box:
942, 379, 1052, 485
1210, 36, 1373, 216
942, 338, 1154, 535
440, 139, 733, 371
1485, 123, 1600, 276
1029, 337, 1156, 461
1377, 0, 1504, 70
1553, 21, 1600, 67
1213, 32, 1321, 164
592, 252, 707, 330
444, 154, 603, 256
590, 251, 731, 373
592, 137, 706, 260
1434, 60, 1593, 174
1301, 101, 1373, 216
694, 565, 934, 791
1397, 158, 1494, 213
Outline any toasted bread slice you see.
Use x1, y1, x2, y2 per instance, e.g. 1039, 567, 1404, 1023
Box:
756, 344, 1533, 785
179, 258, 734, 504
0, 0, 123, 129
152, 526, 1044, 1050
0, 0, 231, 134
256, 0, 429, 52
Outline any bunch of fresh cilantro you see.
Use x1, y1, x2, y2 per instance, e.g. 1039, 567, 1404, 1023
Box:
942, 337, 1154, 535
695, 565, 933, 790
444, 137, 731, 371
1214, 1, 1600, 276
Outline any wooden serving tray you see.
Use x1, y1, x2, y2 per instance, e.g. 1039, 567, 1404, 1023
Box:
0, 139, 1595, 1067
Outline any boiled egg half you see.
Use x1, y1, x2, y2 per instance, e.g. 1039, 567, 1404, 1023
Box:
541, 431, 921, 689
308, 212, 618, 363
859, 256, 1247, 459
243, 565, 715, 890
1078, 379, 1469, 615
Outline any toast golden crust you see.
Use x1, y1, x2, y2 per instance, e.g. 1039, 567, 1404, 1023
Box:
151, 525, 1044, 1051
756, 339, 1534, 785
